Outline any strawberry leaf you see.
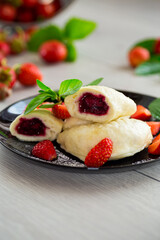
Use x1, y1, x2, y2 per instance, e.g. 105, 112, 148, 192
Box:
27, 25, 63, 52
133, 39, 156, 54
148, 98, 160, 120
86, 77, 104, 86
135, 61, 160, 75
38, 104, 55, 108
64, 17, 97, 40
59, 79, 83, 97
36, 80, 51, 91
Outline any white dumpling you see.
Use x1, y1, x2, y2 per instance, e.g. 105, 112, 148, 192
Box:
57, 117, 152, 161
65, 86, 136, 123
10, 109, 63, 141
63, 117, 91, 130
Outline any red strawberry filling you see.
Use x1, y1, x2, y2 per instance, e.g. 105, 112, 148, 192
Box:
78, 92, 109, 116
16, 117, 46, 136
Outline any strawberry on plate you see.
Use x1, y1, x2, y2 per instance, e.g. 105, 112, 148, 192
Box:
16, 62, 42, 86
85, 138, 113, 168
148, 134, 160, 155
146, 122, 160, 136
131, 105, 151, 121
32, 140, 57, 161
52, 103, 71, 119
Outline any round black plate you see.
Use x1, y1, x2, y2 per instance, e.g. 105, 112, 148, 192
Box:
0, 91, 159, 171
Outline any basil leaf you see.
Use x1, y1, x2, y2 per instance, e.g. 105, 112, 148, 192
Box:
24, 93, 53, 115
135, 61, 160, 75
38, 104, 55, 108
133, 39, 156, 54
148, 98, 160, 120
86, 77, 103, 86
65, 41, 77, 62
64, 17, 96, 40
59, 79, 83, 97
28, 25, 63, 52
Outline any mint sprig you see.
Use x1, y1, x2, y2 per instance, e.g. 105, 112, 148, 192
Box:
27, 17, 96, 62
24, 77, 103, 115
148, 98, 160, 120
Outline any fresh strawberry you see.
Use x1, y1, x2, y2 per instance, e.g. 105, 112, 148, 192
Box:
52, 103, 71, 119
0, 82, 12, 100
32, 140, 57, 161
128, 47, 150, 68
0, 66, 16, 88
0, 52, 7, 66
22, 0, 38, 8
9, 30, 26, 54
36, 102, 53, 112
148, 134, 160, 155
131, 105, 151, 121
36, 3, 56, 19
39, 40, 67, 63
146, 122, 160, 136
16, 8, 34, 22
0, 4, 17, 21
0, 41, 10, 56
85, 138, 113, 168
16, 62, 42, 86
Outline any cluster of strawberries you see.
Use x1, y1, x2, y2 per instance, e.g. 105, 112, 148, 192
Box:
128, 39, 160, 67
0, 0, 60, 23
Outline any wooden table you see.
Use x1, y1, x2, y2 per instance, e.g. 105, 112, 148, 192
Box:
0, 0, 160, 239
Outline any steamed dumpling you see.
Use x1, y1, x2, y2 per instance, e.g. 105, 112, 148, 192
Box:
57, 117, 152, 161
63, 117, 91, 130
10, 109, 63, 141
65, 86, 136, 123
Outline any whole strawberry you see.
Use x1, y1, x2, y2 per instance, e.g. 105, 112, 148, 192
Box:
85, 138, 113, 168
36, 3, 56, 19
39, 40, 67, 63
16, 62, 43, 86
0, 41, 11, 56
32, 140, 57, 161
52, 103, 71, 119
10, 30, 26, 54
0, 82, 12, 100
22, 0, 38, 8
0, 66, 16, 88
0, 4, 17, 22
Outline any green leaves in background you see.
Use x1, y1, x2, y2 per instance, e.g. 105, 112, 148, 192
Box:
65, 41, 77, 62
64, 18, 97, 40
135, 55, 160, 75
28, 25, 63, 52
133, 39, 156, 54
86, 77, 103, 86
148, 98, 160, 120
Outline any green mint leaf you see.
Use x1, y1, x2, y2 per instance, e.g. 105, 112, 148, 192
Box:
148, 98, 160, 120
27, 25, 63, 52
59, 79, 83, 97
38, 104, 55, 108
135, 61, 160, 75
86, 77, 104, 86
24, 93, 54, 115
37, 80, 51, 91
39, 90, 45, 93
132, 39, 156, 54
64, 17, 96, 40
65, 41, 77, 62
0, 130, 7, 138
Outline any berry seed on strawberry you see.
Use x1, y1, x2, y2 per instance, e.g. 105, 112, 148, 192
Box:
32, 140, 57, 161
16, 62, 42, 86
52, 103, 71, 119
85, 138, 113, 168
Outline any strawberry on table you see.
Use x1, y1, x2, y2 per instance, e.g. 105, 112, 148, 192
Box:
85, 138, 113, 168
0, 41, 11, 56
131, 105, 151, 121
32, 140, 57, 161
146, 122, 160, 136
0, 82, 12, 100
52, 103, 71, 119
16, 62, 42, 86
0, 66, 16, 88
148, 134, 160, 155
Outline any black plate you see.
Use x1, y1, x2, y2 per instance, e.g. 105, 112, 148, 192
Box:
0, 91, 159, 171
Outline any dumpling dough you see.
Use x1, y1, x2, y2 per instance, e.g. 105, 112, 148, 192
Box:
65, 86, 136, 123
57, 117, 152, 161
63, 117, 91, 130
10, 109, 63, 141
